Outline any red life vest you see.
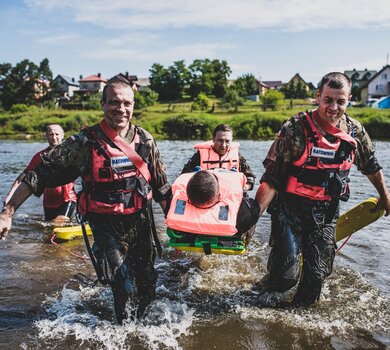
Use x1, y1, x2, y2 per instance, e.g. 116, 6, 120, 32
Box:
194, 141, 240, 170
78, 127, 152, 215
165, 169, 246, 236
285, 112, 357, 201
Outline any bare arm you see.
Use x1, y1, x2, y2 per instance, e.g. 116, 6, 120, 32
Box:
255, 182, 277, 216
0, 182, 33, 240
3, 173, 26, 206
367, 170, 390, 216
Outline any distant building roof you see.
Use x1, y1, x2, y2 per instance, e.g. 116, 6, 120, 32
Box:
79, 74, 107, 83
360, 65, 390, 89
55, 74, 79, 87
262, 80, 283, 88
344, 68, 377, 81
287, 73, 307, 85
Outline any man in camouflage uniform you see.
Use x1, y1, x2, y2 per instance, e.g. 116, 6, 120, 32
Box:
255, 72, 390, 306
0, 76, 172, 324
181, 124, 255, 191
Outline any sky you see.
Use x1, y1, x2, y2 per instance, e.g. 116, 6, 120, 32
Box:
1, 0, 390, 85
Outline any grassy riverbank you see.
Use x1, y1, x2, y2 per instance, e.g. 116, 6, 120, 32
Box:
1, 100, 390, 140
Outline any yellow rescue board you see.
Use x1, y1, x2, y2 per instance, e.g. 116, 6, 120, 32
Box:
171, 245, 246, 255
53, 224, 92, 241
336, 198, 385, 242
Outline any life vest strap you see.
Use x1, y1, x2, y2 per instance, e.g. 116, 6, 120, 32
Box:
99, 120, 151, 182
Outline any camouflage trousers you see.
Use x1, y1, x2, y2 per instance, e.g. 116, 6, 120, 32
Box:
259, 194, 337, 307
88, 210, 157, 323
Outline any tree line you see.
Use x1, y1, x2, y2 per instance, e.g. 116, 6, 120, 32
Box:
0, 57, 286, 112
0, 58, 56, 110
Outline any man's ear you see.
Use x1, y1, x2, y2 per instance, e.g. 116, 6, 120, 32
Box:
315, 90, 320, 102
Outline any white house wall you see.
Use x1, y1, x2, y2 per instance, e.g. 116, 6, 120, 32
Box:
368, 67, 390, 98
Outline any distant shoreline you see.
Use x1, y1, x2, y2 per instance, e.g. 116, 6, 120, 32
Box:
1, 104, 389, 141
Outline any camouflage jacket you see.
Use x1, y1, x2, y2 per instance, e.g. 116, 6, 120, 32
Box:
261, 111, 382, 191
23, 122, 172, 203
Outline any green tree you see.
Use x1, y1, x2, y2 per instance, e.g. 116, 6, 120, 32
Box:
295, 80, 307, 99
261, 90, 285, 110
188, 59, 231, 98
0, 58, 55, 110
234, 74, 259, 97
211, 59, 231, 97
149, 61, 189, 101
220, 88, 244, 112
134, 87, 159, 109
188, 59, 214, 98
192, 93, 210, 111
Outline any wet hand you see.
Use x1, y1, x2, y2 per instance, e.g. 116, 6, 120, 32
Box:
375, 195, 390, 217
0, 209, 13, 240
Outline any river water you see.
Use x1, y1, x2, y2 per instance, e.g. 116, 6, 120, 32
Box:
0, 139, 389, 350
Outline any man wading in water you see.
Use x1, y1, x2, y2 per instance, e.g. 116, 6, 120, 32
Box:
255, 72, 390, 306
0, 76, 172, 324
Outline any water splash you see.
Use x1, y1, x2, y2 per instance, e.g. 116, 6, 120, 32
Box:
33, 285, 195, 350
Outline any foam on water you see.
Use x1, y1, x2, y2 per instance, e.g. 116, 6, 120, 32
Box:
234, 267, 390, 338
34, 285, 195, 350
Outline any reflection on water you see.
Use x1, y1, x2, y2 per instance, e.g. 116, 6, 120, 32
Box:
0, 140, 389, 349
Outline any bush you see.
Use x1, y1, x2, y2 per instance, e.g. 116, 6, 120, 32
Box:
162, 114, 215, 140
10, 104, 29, 114
220, 89, 244, 112
192, 93, 210, 111
134, 88, 159, 109
261, 90, 285, 110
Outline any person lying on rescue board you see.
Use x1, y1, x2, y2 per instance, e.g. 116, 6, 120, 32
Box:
165, 169, 260, 246
181, 124, 255, 192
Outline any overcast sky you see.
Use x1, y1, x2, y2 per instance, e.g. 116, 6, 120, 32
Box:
1, 0, 390, 85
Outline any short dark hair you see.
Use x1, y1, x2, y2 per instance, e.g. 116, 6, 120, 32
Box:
213, 124, 232, 138
187, 170, 219, 208
318, 72, 352, 93
45, 123, 63, 132
102, 75, 134, 103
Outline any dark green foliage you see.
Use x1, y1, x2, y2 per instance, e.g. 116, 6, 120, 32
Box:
188, 59, 231, 98
220, 89, 245, 112
134, 88, 159, 109
162, 114, 215, 140
192, 93, 210, 111
0, 58, 55, 110
10, 104, 29, 113
229, 113, 286, 139
261, 90, 285, 110
234, 74, 259, 97
149, 61, 189, 101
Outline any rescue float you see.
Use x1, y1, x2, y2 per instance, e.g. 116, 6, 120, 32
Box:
52, 224, 92, 241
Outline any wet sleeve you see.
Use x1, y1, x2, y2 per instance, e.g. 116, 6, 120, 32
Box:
22, 134, 85, 197
180, 152, 200, 174
352, 120, 382, 175
147, 140, 172, 203
238, 153, 255, 190
260, 117, 305, 191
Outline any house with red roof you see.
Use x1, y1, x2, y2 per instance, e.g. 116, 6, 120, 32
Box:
79, 73, 107, 94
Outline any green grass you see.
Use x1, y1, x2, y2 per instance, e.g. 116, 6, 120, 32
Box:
1, 100, 390, 141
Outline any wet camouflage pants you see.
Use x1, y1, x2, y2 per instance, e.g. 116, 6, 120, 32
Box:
260, 194, 337, 306
88, 210, 157, 318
